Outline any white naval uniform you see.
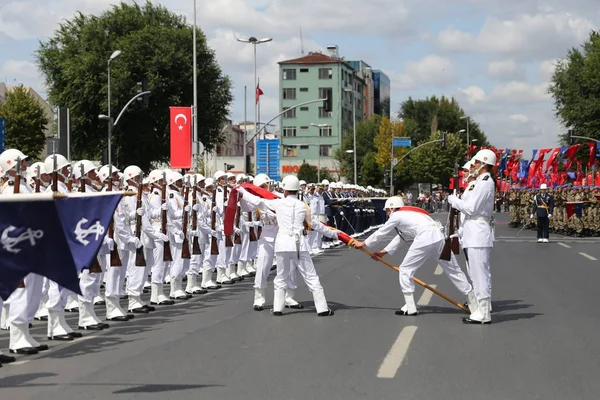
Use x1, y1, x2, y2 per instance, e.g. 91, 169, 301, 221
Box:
146, 188, 172, 304
186, 190, 206, 293
365, 208, 473, 314
166, 188, 190, 298
458, 180, 476, 277
197, 194, 220, 289
448, 171, 495, 322
240, 189, 337, 314
309, 192, 325, 252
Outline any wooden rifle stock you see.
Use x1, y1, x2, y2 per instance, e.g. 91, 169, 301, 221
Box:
79, 166, 103, 273
51, 171, 58, 192
13, 163, 25, 288
181, 183, 192, 259
234, 205, 242, 244
440, 207, 459, 261
224, 185, 233, 248
161, 174, 173, 262
210, 186, 219, 255
107, 176, 122, 267
248, 211, 257, 242
134, 172, 146, 266
191, 180, 202, 254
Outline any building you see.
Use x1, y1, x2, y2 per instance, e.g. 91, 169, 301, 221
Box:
347, 60, 375, 120
205, 119, 254, 177
372, 70, 391, 117
278, 46, 365, 177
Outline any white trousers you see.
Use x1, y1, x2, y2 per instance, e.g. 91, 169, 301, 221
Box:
46, 281, 70, 312
6, 273, 43, 325
151, 242, 167, 284
169, 240, 188, 279
216, 239, 231, 269
202, 243, 217, 272
239, 232, 251, 262
126, 249, 148, 297
78, 269, 102, 303
104, 253, 126, 298
254, 238, 275, 289
274, 252, 323, 293
229, 242, 241, 264
464, 247, 492, 300
398, 240, 472, 295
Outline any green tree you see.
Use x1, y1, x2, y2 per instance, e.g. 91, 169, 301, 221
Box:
36, 1, 232, 170
297, 161, 318, 183
549, 30, 600, 143
374, 116, 405, 167
335, 114, 381, 181
409, 130, 464, 185
359, 152, 383, 186
398, 96, 490, 147
0, 85, 49, 159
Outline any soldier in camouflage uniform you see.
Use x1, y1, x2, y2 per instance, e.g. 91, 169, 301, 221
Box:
508, 188, 518, 227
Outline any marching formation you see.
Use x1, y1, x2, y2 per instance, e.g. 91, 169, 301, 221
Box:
0, 148, 388, 367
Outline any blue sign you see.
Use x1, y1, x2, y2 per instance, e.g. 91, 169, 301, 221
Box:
256, 139, 280, 181
0, 117, 5, 153
393, 137, 411, 147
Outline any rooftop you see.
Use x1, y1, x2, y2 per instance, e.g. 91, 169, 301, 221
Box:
278, 51, 345, 65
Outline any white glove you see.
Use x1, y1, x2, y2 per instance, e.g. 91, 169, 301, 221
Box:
159, 234, 169, 242
234, 227, 241, 235
190, 230, 198, 237
210, 230, 219, 238
253, 221, 261, 227
174, 229, 184, 241
129, 237, 142, 249
530, 214, 534, 219
161, 203, 168, 211
105, 237, 114, 251
192, 204, 201, 212
136, 207, 144, 216
447, 194, 458, 205
237, 187, 247, 196
548, 214, 552, 219
184, 205, 191, 213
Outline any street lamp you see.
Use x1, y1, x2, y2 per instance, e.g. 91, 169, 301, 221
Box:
107, 50, 122, 166
343, 88, 357, 185
237, 36, 272, 174
460, 116, 470, 147
457, 129, 466, 134
311, 123, 327, 182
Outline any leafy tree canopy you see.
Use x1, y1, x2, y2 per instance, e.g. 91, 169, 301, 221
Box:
409, 130, 464, 184
335, 114, 381, 181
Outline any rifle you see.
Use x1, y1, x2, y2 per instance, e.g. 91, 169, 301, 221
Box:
224, 185, 234, 248
35, 167, 41, 192
248, 210, 258, 242
210, 185, 219, 255
51, 153, 58, 192
79, 163, 103, 273
161, 171, 173, 262
107, 165, 122, 267
14, 158, 25, 288
181, 178, 192, 259
191, 175, 202, 254
234, 205, 242, 244
134, 171, 146, 266
440, 163, 461, 261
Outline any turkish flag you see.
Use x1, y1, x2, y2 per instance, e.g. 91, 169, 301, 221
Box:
170, 106, 192, 169
256, 82, 264, 104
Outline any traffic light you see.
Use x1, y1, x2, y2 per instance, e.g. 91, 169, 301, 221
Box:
568, 129, 574, 145
136, 80, 149, 106
224, 163, 234, 171
441, 132, 447, 148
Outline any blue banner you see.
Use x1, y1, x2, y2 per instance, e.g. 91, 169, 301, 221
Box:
54, 192, 122, 272
0, 194, 81, 300
0, 117, 5, 153
257, 139, 280, 181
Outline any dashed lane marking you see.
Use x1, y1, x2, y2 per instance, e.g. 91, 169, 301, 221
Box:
434, 265, 442, 275
377, 326, 418, 379
417, 284, 436, 306
557, 242, 571, 248
579, 252, 598, 261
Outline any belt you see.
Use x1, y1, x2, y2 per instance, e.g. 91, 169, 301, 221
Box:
465, 216, 491, 222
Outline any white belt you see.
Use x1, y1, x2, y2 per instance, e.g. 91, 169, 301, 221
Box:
465, 216, 491, 222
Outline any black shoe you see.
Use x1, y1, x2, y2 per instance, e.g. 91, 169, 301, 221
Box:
151, 299, 175, 305
394, 310, 418, 316
48, 334, 73, 341
120, 295, 128, 300
78, 324, 104, 330
10, 347, 38, 355
107, 316, 129, 322
35, 344, 49, 351
192, 288, 208, 294
318, 309, 334, 317
94, 301, 106, 306
462, 317, 491, 325
285, 304, 304, 309
65, 308, 78, 313
142, 305, 156, 312
271, 310, 283, 316
34, 316, 48, 321
67, 332, 83, 338
0, 354, 16, 363
253, 305, 264, 311
129, 307, 149, 314
126, 314, 135, 320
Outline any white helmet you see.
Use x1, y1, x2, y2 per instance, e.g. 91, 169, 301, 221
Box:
236, 173, 246, 182
148, 169, 164, 184
226, 172, 235, 180
28, 162, 46, 176
462, 160, 473, 170
540, 183, 548, 190
98, 165, 120, 183
254, 173, 271, 187
213, 170, 226, 180
195, 174, 205, 183
299, 180, 307, 186
282, 175, 300, 191
321, 179, 330, 186
0, 149, 28, 173
472, 149, 496, 166
166, 170, 183, 185
384, 196, 404, 210
204, 178, 215, 188
123, 165, 142, 181
72, 160, 97, 179
44, 153, 70, 173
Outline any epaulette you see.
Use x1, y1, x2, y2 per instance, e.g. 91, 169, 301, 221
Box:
169, 193, 174, 199
8, 181, 14, 186
482, 175, 490, 181
468, 186, 474, 191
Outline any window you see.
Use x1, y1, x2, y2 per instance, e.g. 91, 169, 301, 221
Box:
319, 107, 332, 118
299, 107, 309, 111
300, 126, 309, 130
282, 88, 296, 100
299, 88, 309, 92
285, 146, 297, 157
300, 145, 309, 150
319, 68, 332, 79
283, 107, 296, 118
318, 87, 332, 100
282, 127, 297, 137
300, 68, 309, 73
319, 145, 333, 157
319, 126, 333, 137
282, 69, 296, 80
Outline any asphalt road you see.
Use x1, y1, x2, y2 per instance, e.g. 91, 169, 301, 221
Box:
1, 212, 599, 400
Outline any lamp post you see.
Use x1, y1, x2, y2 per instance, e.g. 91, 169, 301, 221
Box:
107, 50, 121, 166
460, 116, 470, 148
310, 123, 328, 182
192, 0, 199, 169
344, 88, 357, 184
237, 36, 272, 174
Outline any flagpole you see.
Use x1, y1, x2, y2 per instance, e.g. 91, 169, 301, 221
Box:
192, 0, 198, 170
243, 85, 247, 173
258, 78, 261, 136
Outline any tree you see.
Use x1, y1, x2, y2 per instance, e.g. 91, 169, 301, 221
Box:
549, 30, 600, 143
297, 161, 318, 183
409, 130, 464, 185
0, 85, 49, 159
335, 114, 381, 181
398, 96, 490, 147
374, 116, 405, 167
359, 152, 383, 186
36, 1, 232, 170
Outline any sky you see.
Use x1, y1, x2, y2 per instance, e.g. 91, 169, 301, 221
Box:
1, 0, 599, 155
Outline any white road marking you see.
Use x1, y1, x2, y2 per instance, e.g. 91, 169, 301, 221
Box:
377, 326, 418, 379
9, 360, 30, 366
434, 265, 442, 275
417, 284, 436, 305
579, 252, 597, 261
557, 242, 571, 248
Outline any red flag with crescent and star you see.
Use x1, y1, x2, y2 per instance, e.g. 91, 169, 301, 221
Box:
169, 106, 192, 169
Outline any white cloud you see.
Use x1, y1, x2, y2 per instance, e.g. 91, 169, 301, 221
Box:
539, 59, 558, 82
0, 60, 44, 90
461, 86, 486, 104
509, 114, 530, 123
486, 59, 525, 80
391, 54, 457, 90
436, 12, 595, 60
490, 81, 551, 103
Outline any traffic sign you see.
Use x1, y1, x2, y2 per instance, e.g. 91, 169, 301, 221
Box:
392, 158, 399, 167
393, 137, 411, 147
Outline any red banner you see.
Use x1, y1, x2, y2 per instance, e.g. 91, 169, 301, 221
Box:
170, 106, 192, 169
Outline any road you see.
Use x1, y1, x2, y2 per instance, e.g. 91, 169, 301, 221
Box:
1, 212, 599, 400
